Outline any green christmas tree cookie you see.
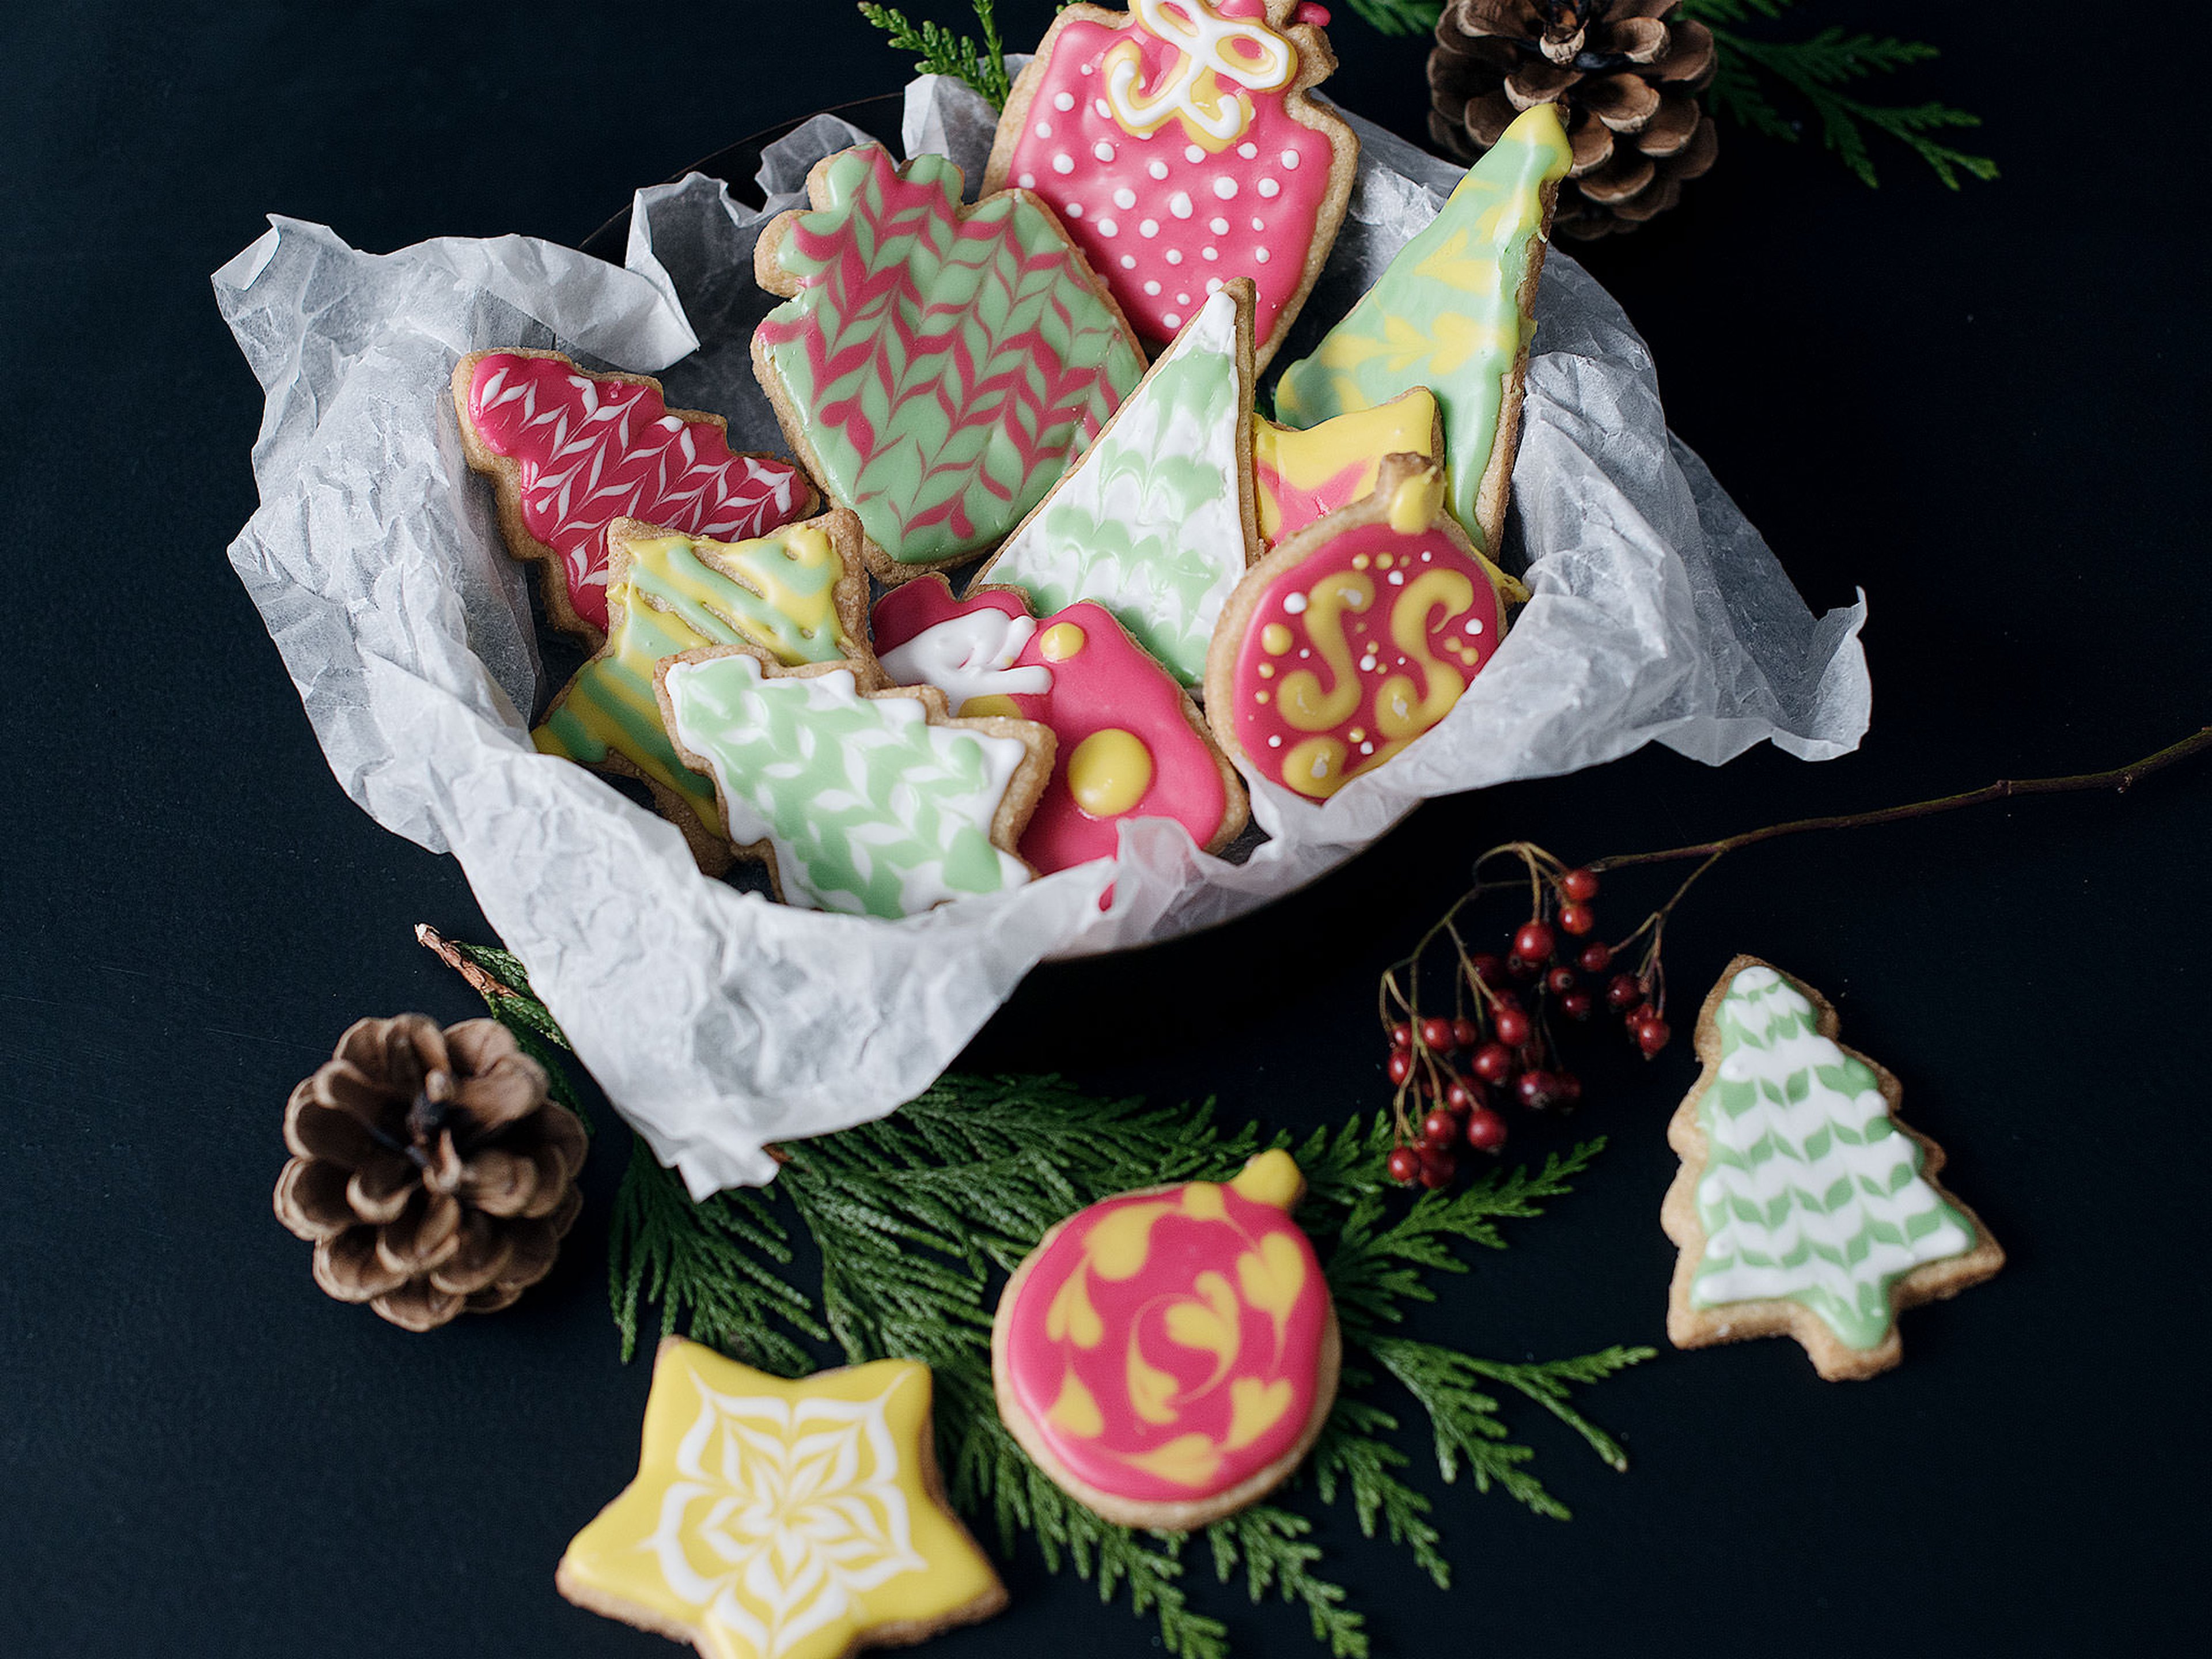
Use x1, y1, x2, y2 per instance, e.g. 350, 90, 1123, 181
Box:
1662, 956, 2005, 1381
972, 279, 1259, 688
1272, 103, 1572, 555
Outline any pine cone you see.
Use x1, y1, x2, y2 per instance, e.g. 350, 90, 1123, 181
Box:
1429, 0, 1719, 238
273, 1014, 586, 1331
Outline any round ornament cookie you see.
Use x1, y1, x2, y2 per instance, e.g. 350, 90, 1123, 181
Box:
992, 1150, 1338, 1531
1204, 453, 1527, 800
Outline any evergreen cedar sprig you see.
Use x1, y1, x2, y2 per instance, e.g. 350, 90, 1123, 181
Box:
1677, 0, 1997, 187
858, 0, 1013, 108
413, 935, 1650, 1659
415, 925, 589, 1131
1338, 0, 1442, 37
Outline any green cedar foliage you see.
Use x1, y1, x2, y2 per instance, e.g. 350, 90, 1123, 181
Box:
426, 936, 1649, 1658
858, 0, 1013, 108
1680, 1, 1997, 187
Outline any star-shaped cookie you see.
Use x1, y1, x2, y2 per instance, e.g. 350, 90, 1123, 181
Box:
558, 1339, 1005, 1659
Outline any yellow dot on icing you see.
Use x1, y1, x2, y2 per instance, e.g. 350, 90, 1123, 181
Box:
1347, 727, 1366, 743
1069, 728, 1153, 817
960, 694, 1022, 719
1040, 622, 1088, 661
1257, 662, 1275, 679
1374, 552, 1393, 570
1261, 623, 1294, 655
1255, 690, 1271, 703
1228, 1150, 1306, 1210
1351, 554, 1370, 570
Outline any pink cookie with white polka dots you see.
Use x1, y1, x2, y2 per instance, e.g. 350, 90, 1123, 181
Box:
984, 0, 1357, 371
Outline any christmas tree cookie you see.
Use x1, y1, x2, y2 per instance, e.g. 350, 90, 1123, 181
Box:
972, 279, 1259, 688
453, 348, 815, 641
1272, 103, 1573, 554
558, 1339, 1006, 1659
752, 143, 1146, 584
993, 1149, 1338, 1531
1252, 387, 1442, 551
983, 0, 1358, 369
1205, 454, 1525, 800
873, 577, 1248, 874
656, 646, 1055, 918
1663, 957, 2005, 1381
533, 514, 874, 875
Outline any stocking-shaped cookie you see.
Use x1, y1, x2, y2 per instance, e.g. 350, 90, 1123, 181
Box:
985, 0, 1356, 369
874, 577, 1248, 873
753, 144, 1146, 583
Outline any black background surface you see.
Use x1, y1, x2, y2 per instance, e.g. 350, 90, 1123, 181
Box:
4, 2, 2206, 1654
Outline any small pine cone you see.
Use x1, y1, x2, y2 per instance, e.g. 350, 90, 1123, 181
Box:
273, 1014, 586, 1331
1429, 0, 1720, 238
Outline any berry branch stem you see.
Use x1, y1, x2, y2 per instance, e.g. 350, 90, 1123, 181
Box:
1590, 725, 2212, 876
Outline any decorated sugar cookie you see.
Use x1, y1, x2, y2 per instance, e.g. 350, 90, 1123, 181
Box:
1662, 957, 2005, 1382
984, 0, 1357, 369
1252, 387, 1442, 551
657, 646, 1054, 918
1204, 454, 1525, 800
533, 514, 874, 874
992, 1149, 1338, 1531
558, 1339, 1005, 1659
972, 280, 1259, 688
873, 577, 1248, 874
1273, 103, 1573, 554
752, 144, 1146, 584
453, 348, 815, 641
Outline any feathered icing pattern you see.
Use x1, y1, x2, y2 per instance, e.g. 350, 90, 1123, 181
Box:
756, 147, 1144, 568
465, 354, 809, 633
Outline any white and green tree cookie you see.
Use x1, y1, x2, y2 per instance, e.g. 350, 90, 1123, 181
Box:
655, 646, 1055, 920
1662, 956, 2004, 1381
971, 279, 1259, 689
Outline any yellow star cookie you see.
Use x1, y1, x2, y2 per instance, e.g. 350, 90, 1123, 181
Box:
1251, 388, 1444, 550
558, 1339, 1005, 1659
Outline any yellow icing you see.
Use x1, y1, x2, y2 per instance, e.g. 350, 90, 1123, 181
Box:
1276, 575, 1372, 733
1084, 1200, 1175, 1278
1223, 1376, 1294, 1450
1260, 623, 1294, 654
1046, 1268, 1104, 1349
1162, 1271, 1243, 1392
1181, 1181, 1228, 1222
1281, 734, 1347, 798
960, 693, 1022, 719
1236, 1232, 1309, 1335
1039, 621, 1089, 661
1121, 1432, 1224, 1488
1387, 468, 1445, 534
1047, 1372, 1105, 1438
1127, 1343, 1181, 1425
1069, 728, 1155, 817
558, 1340, 999, 1659
1251, 389, 1442, 543
1228, 1148, 1306, 1209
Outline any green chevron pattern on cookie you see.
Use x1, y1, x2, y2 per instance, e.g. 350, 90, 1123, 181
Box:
663, 655, 1032, 919
1690, 965, 1976, 1351
1272, 104, 1571, 551
981, 285, 1251, 687
754, 144, 1145, 572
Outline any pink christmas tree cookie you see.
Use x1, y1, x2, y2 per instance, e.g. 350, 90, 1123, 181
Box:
873, 577, 1248, 874
453, 348, 815, 641
984, 0, 1357, 371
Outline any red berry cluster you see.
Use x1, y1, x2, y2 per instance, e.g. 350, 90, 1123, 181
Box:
1380, 854, 1673, 1190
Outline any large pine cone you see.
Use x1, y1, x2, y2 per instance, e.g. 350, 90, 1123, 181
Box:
1429, 0, 1719, 238
274, 1015, 586, 1331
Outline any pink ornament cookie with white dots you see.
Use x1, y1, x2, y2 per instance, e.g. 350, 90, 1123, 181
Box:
1204, 453, 1528, 801
984, 0, 1357, 371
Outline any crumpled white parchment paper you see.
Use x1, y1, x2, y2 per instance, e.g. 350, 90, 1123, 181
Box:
214, 77, 1869, 1196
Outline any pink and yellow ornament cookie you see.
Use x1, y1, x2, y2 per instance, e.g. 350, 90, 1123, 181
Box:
872, 577, 1248, 874
1205, 453, 1527, 800
992, 1150, 1338, 1531
558, 1339, 1005, 1659
452, 347, 815, 641
984, 0, 1357, 369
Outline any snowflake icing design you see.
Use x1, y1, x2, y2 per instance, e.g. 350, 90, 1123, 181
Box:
646, 1378, 927, 1659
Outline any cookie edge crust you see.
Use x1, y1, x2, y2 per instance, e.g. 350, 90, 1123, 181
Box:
1660, 953, 2007, 1382
989, 1187, 1342, 1533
